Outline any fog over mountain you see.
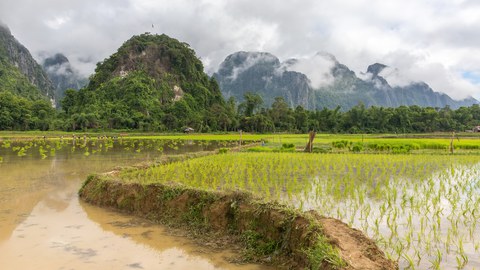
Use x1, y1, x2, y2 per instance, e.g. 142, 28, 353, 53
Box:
1, 0, 479, 100
41, 53, 88, 106
214, 51, 478, 110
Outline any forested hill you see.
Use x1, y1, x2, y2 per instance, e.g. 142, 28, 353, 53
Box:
0, 24, 55, 101
62, 33, 230, 131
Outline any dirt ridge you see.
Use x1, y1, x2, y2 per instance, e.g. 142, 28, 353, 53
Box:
79, 175, 397, 270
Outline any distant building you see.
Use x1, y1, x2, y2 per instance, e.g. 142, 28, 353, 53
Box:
184, 127, 194, 133
473, 126, 480, 132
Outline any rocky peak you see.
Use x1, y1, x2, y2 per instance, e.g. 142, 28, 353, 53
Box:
223, 51, 280, 66
367, 63, 388, 77
315, 51, 338, 63
214, 51, 315, 109
43, 53, 70, 68
42, 53, 87, 106
217, 51, 281, 80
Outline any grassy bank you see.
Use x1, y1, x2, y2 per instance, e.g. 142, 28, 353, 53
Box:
79, 174, 396, 270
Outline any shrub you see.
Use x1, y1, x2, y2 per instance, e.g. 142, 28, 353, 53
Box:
282, 143, 295, 149
351, 142, 364, 152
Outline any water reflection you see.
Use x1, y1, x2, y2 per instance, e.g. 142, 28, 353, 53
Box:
0, 139, 270, 270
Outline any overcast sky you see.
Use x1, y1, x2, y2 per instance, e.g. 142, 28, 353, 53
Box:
1, 0, 480, 100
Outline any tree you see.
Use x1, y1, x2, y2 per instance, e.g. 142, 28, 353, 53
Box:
269, 97, 294, 131
239, 92, 263, 117
61, 89, 79, 115
294, 105, 308, 132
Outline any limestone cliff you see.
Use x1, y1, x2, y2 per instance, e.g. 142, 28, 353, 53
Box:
0, 24, 55, 102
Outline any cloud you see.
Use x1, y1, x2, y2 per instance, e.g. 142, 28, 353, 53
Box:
284, 53, 336, 89
45, 15, 71, 30
225, 52, 279, 81
0, 0, 478, 99
376, 51, 479, 100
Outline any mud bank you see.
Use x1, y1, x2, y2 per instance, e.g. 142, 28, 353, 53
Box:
79, 175, 396, 270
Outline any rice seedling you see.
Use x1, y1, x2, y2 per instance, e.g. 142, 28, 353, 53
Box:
1, 140, 11, 148
2, 134, 478, 267
118, 151, 480, 269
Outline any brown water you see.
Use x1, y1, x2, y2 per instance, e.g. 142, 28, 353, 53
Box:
0, 139, 272, 270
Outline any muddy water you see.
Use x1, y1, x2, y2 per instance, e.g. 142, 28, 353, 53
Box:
0, 139, 272, 270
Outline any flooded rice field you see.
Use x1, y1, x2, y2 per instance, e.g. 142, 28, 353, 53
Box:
0, 138, 271, 270
123, 152, 480, 269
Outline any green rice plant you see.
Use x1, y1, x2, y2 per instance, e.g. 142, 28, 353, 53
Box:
17, 147, 26, 156
116, 150, 480, 269
38, 146, 47, 159
429, 249, 442, 270
1, 140, 11, 148
402, 252, 415, 269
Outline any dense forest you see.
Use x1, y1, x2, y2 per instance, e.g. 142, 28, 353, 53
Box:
1, 90, 479, 133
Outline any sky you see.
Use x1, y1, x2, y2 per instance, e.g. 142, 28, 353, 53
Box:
1, 0, 480, 100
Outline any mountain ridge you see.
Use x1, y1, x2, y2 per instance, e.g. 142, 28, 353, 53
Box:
214, 51, 478, 110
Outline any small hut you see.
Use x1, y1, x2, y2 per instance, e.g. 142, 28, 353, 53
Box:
473, 126, 480, 132
184, 127, 194, 133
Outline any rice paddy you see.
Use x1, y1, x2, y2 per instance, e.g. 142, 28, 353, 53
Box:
2, 133, 480, 269
120, 152, 480, 269
0, 136, 235, 163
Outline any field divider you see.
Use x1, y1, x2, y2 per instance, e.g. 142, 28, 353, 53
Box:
79, 158, 396, 269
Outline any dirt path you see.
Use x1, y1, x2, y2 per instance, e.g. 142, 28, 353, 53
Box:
79, 177, 397, 270
320, 217, 396, 270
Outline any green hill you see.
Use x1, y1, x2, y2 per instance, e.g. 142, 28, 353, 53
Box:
62, 33, 229, 131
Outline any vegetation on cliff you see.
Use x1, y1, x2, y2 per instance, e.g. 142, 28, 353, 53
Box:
60, 33, 228, 131
0, 25, 55, 101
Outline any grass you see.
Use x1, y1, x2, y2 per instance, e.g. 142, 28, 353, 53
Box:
305, 234, 347, 270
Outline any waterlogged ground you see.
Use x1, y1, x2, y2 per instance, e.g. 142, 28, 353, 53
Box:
0, 138, 271, 270
123, 152, 480, 270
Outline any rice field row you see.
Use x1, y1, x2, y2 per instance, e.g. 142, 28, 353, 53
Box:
2, 132, 479, 153
0, 138, 233, 162
120, 152, 480, 269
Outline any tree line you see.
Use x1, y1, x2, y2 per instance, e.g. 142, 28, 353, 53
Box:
1, 90, 479, 133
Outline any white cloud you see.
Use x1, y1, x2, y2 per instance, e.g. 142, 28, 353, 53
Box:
0, 0, 478, 99
377, 50, 479, 100
284, 53, 336, 89
225, 52, 278, 81
44, 15, 70, 30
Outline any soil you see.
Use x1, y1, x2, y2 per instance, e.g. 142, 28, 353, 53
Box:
79, 175, 397, 270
